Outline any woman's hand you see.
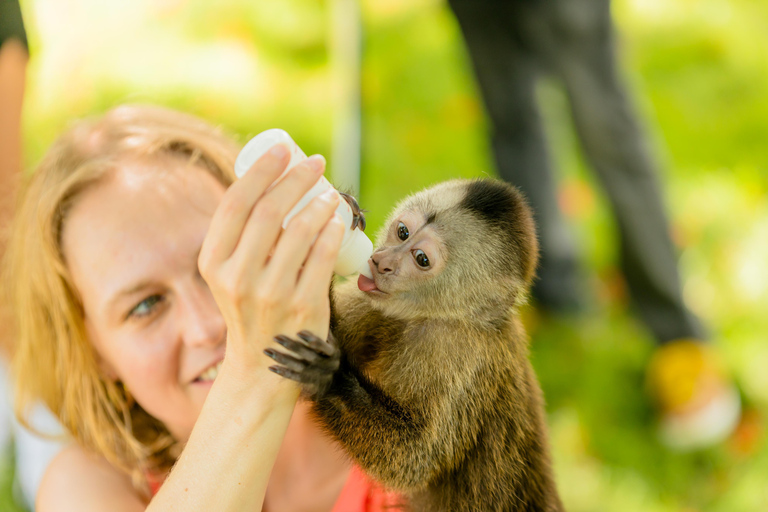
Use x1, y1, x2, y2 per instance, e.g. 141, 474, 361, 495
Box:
143, 145, 345, 512
198, 143, 345, 378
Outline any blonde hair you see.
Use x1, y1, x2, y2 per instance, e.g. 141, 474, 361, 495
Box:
6, 105, 239, 491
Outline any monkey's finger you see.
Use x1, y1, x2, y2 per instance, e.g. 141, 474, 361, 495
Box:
273, 335, 323, 362
297, 330, 337, 357
200, 144, 290, 269
268, 365, 304, 384
339, 192, 367, 232
264, 348, 307, 372
356, 211, 366, 232
339, 192, 360, 230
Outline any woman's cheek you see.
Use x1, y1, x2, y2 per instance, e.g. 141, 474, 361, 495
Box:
124, 347, 194, 435
119, 329, 181, 401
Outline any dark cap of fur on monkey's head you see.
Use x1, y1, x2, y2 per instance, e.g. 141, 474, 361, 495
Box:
370, 178, 539, 322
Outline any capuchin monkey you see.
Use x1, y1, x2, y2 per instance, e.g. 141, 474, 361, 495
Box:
266, 179, 565, 512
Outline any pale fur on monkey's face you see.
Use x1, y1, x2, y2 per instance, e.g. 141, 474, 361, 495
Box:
362, 181, 483, 320
368, 208, 448, 295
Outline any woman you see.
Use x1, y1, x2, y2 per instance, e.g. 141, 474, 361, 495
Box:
7, 105, 398, 511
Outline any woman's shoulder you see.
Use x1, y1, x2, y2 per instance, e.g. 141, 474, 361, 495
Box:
37, 444, 145, 512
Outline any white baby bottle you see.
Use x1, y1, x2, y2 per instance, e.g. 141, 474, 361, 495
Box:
234, 129, 374, 279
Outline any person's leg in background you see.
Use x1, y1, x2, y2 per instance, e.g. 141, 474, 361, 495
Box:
448, 0, 742, 450
448, 0, 584, 312
546, 0, 740, 448
547, 0, 704, 343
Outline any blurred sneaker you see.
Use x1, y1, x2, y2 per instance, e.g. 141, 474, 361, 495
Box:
645, 339, 741, 451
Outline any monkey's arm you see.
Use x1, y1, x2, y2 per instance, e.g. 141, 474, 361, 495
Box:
265, 331, 455, 491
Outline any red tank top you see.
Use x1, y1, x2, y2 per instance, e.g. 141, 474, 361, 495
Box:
330, 465, 403, 512
148, 465, 403, 511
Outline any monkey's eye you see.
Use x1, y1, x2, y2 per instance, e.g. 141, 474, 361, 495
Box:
414, 249, 430, 268
397, 222, 409, 241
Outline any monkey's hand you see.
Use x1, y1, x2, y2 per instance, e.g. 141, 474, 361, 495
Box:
264, 330, 340, 400
339, 192, 366, 232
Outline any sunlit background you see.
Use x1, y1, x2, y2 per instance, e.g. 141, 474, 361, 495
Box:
4, 0, 768, 510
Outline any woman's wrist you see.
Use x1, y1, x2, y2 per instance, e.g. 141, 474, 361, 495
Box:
215, 353, 300, 409
148, 342, 300, 511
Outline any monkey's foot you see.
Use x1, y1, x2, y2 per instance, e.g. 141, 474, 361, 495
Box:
339, 192, 367, 232
265, 330, 340, 399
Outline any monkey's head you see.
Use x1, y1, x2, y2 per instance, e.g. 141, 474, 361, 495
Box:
359, 179, 539, 322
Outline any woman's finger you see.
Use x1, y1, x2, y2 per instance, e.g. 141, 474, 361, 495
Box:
295, 213, 345, 303
229, 155, 327, 277
260, 188, 340, 292
199, 143, 290, 272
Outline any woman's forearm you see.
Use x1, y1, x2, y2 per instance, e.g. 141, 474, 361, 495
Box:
147, 359, 300, 511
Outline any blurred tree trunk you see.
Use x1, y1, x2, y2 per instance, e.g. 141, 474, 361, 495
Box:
329, 0, 362, 196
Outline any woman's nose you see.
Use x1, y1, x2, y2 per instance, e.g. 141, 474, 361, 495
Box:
180, 281, 226, 348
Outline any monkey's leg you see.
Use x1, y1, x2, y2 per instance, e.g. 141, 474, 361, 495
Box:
265, 330, 340, 400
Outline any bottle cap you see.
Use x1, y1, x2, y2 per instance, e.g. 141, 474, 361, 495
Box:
235, 129, 304, 178
334, 230, 374, 278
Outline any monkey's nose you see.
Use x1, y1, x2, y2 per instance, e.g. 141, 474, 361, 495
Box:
371, 255, 393, 274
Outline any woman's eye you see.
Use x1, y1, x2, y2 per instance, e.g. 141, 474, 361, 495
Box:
128, 295, 163, 319
397, 222, 409, 241
414, 250, 430, 268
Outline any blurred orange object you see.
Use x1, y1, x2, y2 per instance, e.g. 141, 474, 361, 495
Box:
728, 407, 764, 457
646, 339, 741, 450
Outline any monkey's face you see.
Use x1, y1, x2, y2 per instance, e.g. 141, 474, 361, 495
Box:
359, 179, 538, 322
359, 209, 447, 297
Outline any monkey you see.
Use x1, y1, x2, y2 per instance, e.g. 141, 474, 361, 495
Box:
265, 178, 565, 512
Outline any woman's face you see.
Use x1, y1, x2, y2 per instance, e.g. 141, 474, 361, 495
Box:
62, 157, 228, 440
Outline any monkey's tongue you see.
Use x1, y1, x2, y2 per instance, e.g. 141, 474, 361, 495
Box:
358, 274, 378, 292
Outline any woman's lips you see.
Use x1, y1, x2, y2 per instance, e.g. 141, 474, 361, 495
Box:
193, 360, 223, 383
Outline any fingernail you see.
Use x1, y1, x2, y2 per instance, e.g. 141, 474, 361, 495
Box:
320, 188, 339, 203
306, 154, 326, 173
269, 143, 288, 159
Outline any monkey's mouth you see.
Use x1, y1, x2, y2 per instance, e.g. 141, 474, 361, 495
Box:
358, 274, 385, 295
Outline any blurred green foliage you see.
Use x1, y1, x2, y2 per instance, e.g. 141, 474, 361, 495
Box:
5, 0, 768, 510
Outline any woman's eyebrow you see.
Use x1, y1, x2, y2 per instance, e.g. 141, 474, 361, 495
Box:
105, 281, 154, 314
104, 245, 203, 315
